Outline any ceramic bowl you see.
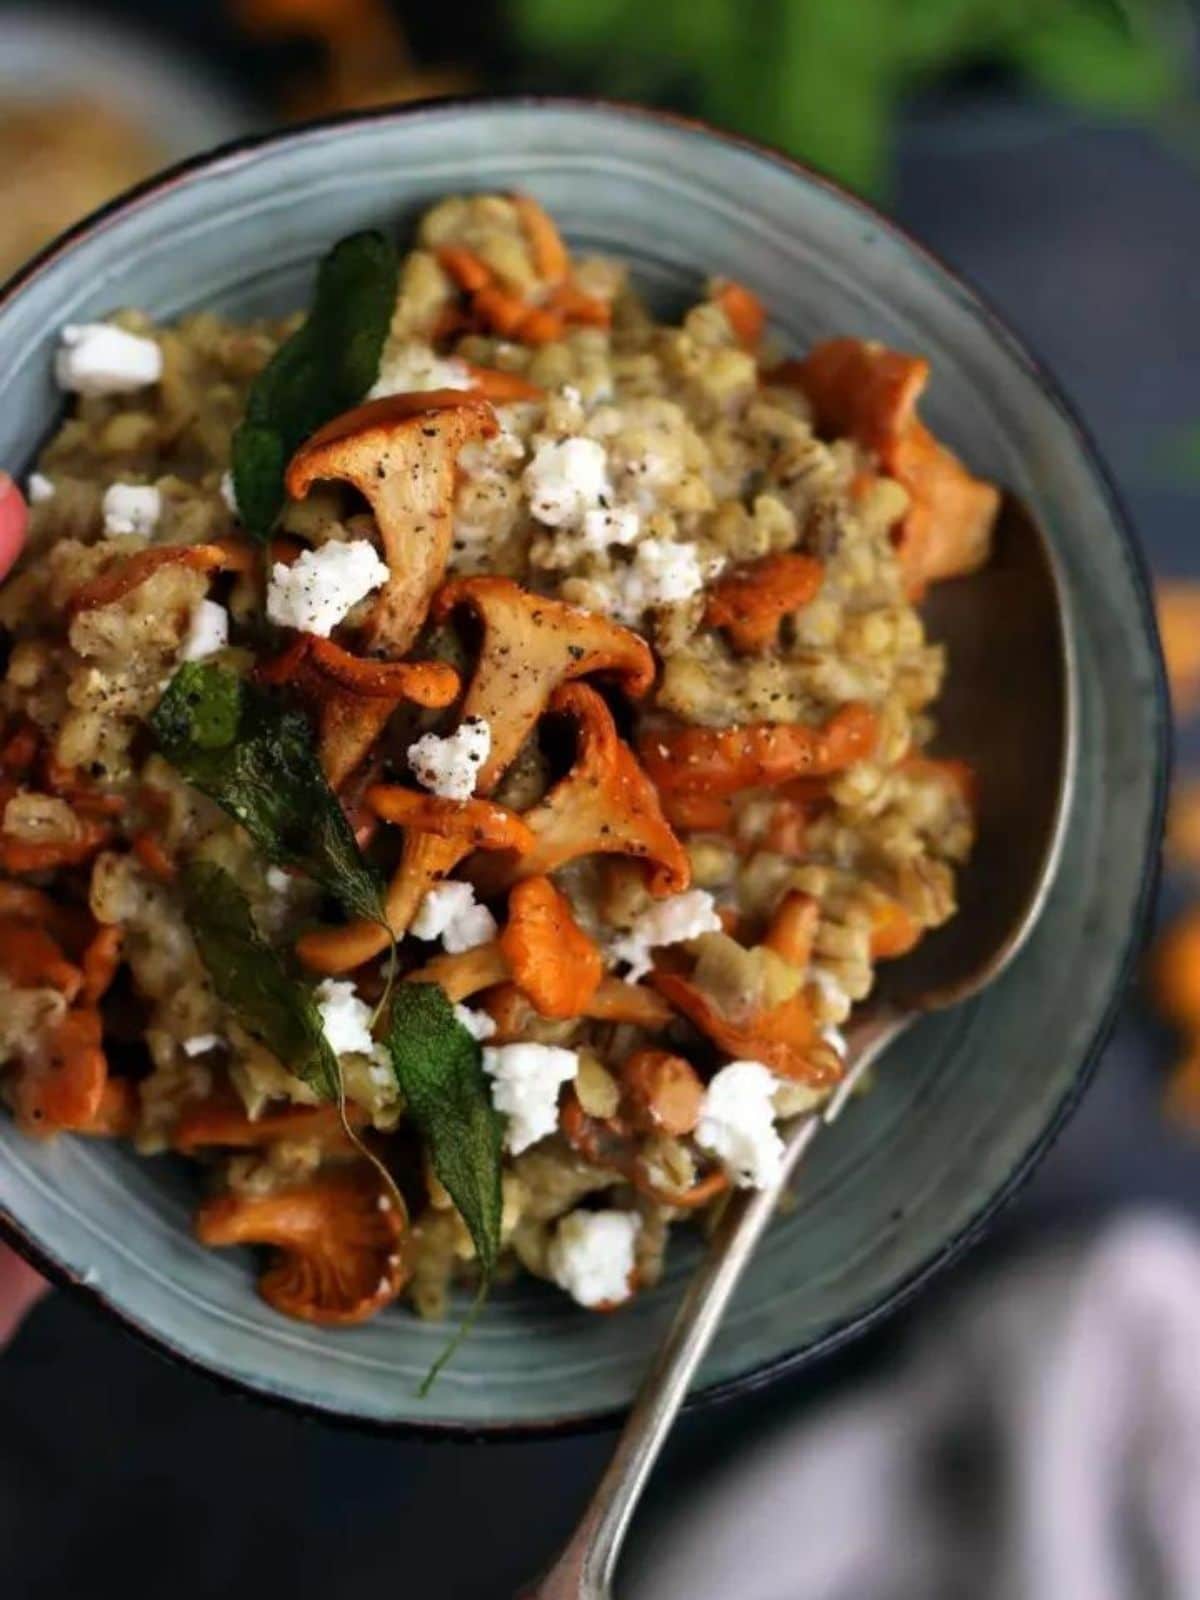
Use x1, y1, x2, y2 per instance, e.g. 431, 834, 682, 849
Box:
0, 99, 1167, 1434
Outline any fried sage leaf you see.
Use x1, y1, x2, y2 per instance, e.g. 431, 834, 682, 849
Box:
384, 984, 503, 1278
231, 229, 399, 540
151, 662, 384, 923
181, 859, 340, 1100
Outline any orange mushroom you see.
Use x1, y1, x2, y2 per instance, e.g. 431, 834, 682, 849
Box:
431, 576, 655, 793
11, 1005, 108, 1136
619, 1049, 705, 1137
256, 631, 460, 789
704, 553, 824, 653
480, 973, 673, 1039
296, 790, 531, 975
558, 1091, 728, 1210
404, 941, 511, 1003
77, 1077, 139, 1139
173, 1094, 364, 1155
474, 683, 690, 899
712, 279, 765, 347
762, 890, 820, 970
869, 896, 923, 960
640, 701, 877, 800
283, 390, 496, 782
67, 537, 255, 615
650, 966, 839, 1087
0, 916, 82, 1000
498, 875, 603, 1019
195, 1165, 409, 1325
793, 337, 999, 599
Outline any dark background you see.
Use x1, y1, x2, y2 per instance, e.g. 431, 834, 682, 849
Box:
1, 4, 1198, 1596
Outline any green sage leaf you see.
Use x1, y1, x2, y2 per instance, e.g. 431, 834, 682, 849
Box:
384, 984, 503, 1279
232, 229, 398, 540
151, 662, 384, 923
180, 859, 339, 1100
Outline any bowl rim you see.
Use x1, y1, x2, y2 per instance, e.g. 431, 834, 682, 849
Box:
0, 92, 1171, 1441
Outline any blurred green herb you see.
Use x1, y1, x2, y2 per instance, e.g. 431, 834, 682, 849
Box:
384, 984, 503, 1391
509, 0, 1190, 193
231, 229, 398, 539
181, 859, 340, 1099
152, 663, 384, 923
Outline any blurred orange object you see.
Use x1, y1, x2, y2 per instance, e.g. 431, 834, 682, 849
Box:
1150, 907, 1200, 1125
1157, 581, 1200, 716
233, 0, 469, 117
1168, 782, 1200, 870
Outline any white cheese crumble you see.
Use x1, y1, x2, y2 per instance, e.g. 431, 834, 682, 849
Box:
608, 889, 723, 982
612, 537, 708, 621
581, 503, 640, 550
369, 341, 473, 398
182, 1033, 222, 1058
180, 599, 229, 662
55, 323, 162, 396
266, 538, 389, 637
27, 472, 54, 504
695, 1060, 785, 1190
481, 1042, 579, 1154
453, 1003, 497, 1042
407, 715, 491, 801
266, 866, 293, 894
219, 470, 239, 517
523, 436, 611, 528
102, 482, 161, 537
411, 879, 497, 954
548, 1209, 641, 1308
314, 978, 375, 1057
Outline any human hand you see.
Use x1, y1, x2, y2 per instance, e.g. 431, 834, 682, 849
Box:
0, 1242, 47, 1346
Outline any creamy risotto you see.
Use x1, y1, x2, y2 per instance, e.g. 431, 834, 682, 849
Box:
0, 192, 997, 1331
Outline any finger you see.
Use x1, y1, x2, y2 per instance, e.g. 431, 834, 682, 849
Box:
0, 1244, 48, 1345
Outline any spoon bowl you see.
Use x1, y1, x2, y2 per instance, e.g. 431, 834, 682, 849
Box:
524, 491, 1075, 1600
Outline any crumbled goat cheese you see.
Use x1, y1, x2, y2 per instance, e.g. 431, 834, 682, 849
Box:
453, 1003, 497, 1042
266, 866, 293, 894
608, 889, 723, 982
102, 483, 161, 537
411, 879, 497, 953
26, 472, 54, 504
482, 1042, 579, 1154
612, 537, 708, 621
581, 503, 640, 551
695, 1060, 785, 1190
314, 978, 375, 1057
548, 1209, 642, 1308
219, 470, 239, 517
180, 599, 229, 662
407, 715, 490, 801
182, 1033, 222, 1057
55, 323, 162, 396
266, 538, 389, 637
523, 437, 611, 528
369, 341, 473, 398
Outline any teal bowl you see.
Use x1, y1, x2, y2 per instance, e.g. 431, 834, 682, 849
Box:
0, 99, 1167, 1434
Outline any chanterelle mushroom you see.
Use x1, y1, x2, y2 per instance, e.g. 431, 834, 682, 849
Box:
257, 631, 460, 790
473, 682, 690, 898
194, 1165, 408, 1326
791, 338, 999, 598
296, 789, 532, 975
431, 576, 655, 793
286, 391, 497, 653
283, 390, 496, 782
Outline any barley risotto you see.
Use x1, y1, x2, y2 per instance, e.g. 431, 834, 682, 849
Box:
0, 192, 996, 1336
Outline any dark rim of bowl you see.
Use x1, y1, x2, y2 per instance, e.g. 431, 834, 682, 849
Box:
0, 93, 1171, 1443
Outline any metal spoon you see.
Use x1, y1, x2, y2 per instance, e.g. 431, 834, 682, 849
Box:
521, 495, 1075, 1600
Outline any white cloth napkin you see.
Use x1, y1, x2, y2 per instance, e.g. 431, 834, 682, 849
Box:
633, 1214, 1200, 1600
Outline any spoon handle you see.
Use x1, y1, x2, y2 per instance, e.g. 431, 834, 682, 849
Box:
519, 1010, 907, 1600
